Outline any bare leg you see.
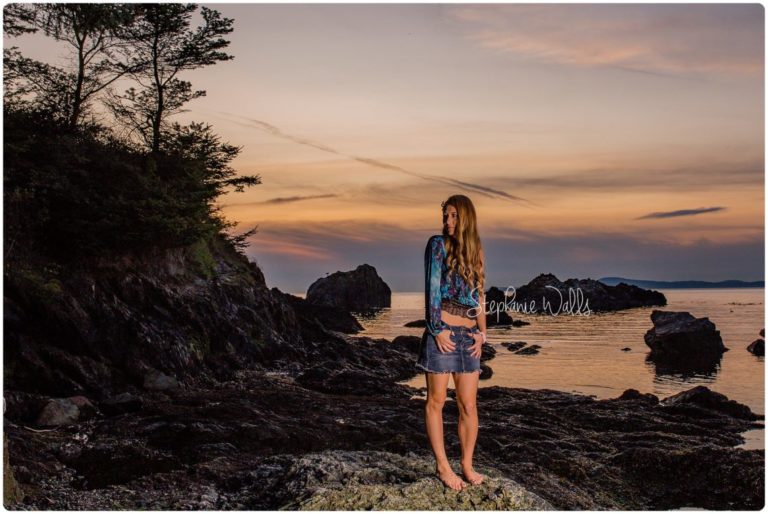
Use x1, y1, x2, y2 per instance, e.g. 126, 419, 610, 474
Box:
454, 371, 484, 485
424, 372, 468, 490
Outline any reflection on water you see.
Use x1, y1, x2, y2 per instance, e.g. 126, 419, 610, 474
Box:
354, 288, 765, 449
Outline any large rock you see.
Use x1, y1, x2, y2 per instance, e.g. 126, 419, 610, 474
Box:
36, 398, 80, 426
505, 273, 666, 314
747, 339, 764, 356
242, 450, 555, 510
644, 310, 726, 364
306, 264, 391, 311
747, 329, 764, 356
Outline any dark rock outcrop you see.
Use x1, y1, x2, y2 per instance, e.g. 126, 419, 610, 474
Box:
644, 310, 727, 366
4, 233, 317, 401
273, 288, 364, 334
660, 385, 760, 421
503, 273, 666, 314
747, 329, 764, 356
306, 264, 391, 311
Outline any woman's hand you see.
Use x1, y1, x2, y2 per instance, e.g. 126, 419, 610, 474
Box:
469, 332, 485, 359
435, 330, 456, 353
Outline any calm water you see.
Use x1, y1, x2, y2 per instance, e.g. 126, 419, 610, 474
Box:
352, 289, 765, 450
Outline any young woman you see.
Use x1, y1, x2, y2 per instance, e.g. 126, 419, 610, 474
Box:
416, 194, 487, 491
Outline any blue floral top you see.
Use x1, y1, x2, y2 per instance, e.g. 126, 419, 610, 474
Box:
424, 234, 481, 337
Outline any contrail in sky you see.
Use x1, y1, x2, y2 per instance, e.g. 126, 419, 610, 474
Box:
216, 112, 538, 206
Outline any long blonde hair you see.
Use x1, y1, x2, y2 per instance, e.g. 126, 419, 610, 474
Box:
441, 194, 485, 293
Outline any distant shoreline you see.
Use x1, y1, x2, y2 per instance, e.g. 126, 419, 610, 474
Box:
597, 277, 764, 289
290, 284, 765, 297
382, 286, 765, 295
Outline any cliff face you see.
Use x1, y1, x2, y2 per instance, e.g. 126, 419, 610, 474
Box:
3, 233, 332, 407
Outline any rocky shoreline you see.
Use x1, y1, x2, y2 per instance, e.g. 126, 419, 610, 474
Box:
5, 353, 764, 510
4, 235, 765, 510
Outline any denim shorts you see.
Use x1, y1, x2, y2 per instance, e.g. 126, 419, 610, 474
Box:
415, 323, 482, 374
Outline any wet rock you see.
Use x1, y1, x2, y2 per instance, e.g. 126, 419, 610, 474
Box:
644, 310, 726, 365
621, 347, 631, 351
391, 335, 421, 356
480, 342, 496, 362
515, 345, 541, 355
660, 385, 760, 421
617, 388, 659, 404
747, 339, 764, 356
479, 363, 493, 380
306, 264, 391, 311
501, 341, 527, 352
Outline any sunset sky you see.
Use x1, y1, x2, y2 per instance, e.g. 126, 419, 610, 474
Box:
9, 3, 764, 294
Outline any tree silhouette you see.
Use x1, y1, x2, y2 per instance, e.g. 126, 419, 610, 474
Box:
105, 4, 234, 153
6, 4, 141, 129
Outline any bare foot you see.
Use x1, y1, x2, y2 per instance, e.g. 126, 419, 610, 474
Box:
461, 463, 484, 485
435, 464, 467, 491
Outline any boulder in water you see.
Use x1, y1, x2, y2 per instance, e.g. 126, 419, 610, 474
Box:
307, 264, 391, 311
644, 310, 726, 365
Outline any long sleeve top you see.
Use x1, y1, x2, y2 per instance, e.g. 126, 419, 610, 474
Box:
424, 234, 481, 337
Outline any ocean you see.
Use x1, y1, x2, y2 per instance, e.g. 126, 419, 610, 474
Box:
351, 288, 765, 450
